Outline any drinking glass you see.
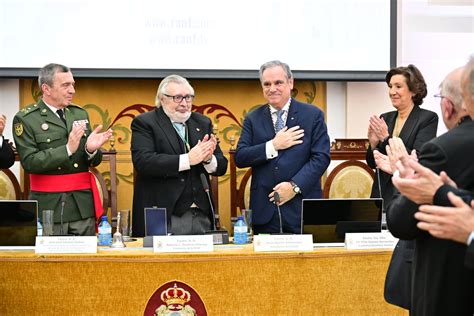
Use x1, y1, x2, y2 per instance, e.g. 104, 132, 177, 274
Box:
119, 210, 131, 241
42, 210, 54, 236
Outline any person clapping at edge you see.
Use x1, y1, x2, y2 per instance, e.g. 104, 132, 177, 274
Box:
0, 114, 15, 169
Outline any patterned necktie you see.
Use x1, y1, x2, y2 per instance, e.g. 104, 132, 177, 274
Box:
173, 122, 185, 139
57, 109, 66, 125
275, 110, 285, 132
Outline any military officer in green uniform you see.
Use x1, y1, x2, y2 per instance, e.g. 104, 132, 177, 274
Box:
12, 63, 112, 236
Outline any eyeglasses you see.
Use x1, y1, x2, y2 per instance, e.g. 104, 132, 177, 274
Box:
163, 94, 194, 103
433, 93, 446, 99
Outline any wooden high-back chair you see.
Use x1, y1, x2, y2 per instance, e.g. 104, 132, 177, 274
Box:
323, 139, 374, 198
2, 146, 118, 227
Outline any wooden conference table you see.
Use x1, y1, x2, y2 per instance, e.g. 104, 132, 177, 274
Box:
0, 240, 407, 315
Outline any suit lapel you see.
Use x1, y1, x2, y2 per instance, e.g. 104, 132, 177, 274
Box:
186, 115, 206, 148
286, 99, 299, 129
272, 99, 298, 162
155, 107, 182, 154
384, 111, 397, 136
64, 106, 75, 131
262, 105, 275, 138
399, 106, 420, 141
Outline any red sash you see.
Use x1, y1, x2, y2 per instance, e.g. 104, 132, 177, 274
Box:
29, 172, 103, 219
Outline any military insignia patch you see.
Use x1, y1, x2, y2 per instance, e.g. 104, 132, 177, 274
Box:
73, 120, 89, 130
14, 123, 23, 136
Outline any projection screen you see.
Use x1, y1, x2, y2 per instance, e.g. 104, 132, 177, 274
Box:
0, 0, 396, 80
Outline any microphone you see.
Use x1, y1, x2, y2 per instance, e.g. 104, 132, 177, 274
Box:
273, 191, 283, 234
200, 173, 216, 230
59, 193, 67, 235
200, 173, 229, 244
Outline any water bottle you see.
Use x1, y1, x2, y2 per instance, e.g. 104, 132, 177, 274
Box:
234, 216, 248, 244
37, 218, 43, 236
98, 215, 112, 246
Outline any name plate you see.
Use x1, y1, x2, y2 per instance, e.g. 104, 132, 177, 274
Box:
153, 235, 214, 253
253, 234, 313, 252
35, 236, 97, 254
345, 231, 398, 250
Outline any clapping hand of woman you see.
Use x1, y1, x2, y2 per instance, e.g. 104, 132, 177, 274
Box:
369, 115, 390, 148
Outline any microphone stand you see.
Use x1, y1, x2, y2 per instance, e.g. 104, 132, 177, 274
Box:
200, 173, 229, 244
376, 167, 387, 230
205, 186, 217, 231
56, 193, 74, 236
274, 192, 283, 234
59, 193, 67, 235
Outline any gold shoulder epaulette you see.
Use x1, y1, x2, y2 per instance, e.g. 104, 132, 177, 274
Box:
17, 104, 39, 116
66, 104, 87, 114
68, 103, 84, 109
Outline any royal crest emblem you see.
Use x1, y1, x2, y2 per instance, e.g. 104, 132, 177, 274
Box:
144, 281, 207, 316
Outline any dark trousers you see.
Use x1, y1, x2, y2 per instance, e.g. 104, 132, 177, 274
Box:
169, 208, 211, 235
384, 239, 414, 310
53, 216, 96, 236
253, 209, 300, 234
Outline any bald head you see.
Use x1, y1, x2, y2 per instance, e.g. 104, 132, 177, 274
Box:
461, 55, 474, 118
439, 67, 467, 129
441, 67, 464, 109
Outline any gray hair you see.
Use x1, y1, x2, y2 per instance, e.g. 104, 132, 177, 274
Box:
440, 67, 464, 110
38, 63, 70, 88
259, 60, 293, 83
155, 74, 194, 107
465, 55, 474, 100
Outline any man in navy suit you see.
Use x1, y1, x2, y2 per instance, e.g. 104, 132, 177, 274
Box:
235, 60, 330, 234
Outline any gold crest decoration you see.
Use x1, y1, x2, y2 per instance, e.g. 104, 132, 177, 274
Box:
145, 281, 207, 316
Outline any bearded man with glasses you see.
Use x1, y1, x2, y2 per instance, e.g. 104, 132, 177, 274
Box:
131, 75, 228, 236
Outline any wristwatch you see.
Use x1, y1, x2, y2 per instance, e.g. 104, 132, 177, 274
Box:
290, 181, 301, 194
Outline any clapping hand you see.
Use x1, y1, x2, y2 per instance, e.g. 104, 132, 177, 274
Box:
0, 114, 6, 135
373, 150, 392, 174
392, 159, 446, 204
202, 134, 217, 162
367, 125, 380, 149
386, 137, 416, 178
188, 134, 215, 166
67, 123, 86, 154
368, 115, 389, 148
416, 192, 474, 244
86, 125, 113, 153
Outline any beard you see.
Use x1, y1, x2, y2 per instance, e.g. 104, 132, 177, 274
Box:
162, 106, 191, 123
